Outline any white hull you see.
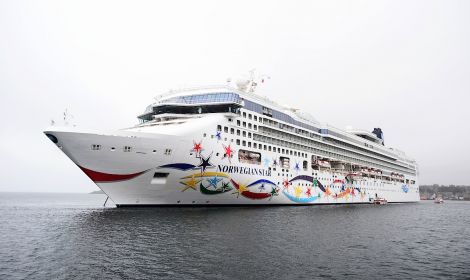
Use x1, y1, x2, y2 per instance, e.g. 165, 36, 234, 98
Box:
45, 115, 419, 206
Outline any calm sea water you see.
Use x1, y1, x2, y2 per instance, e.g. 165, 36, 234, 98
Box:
0, 193, 469, 280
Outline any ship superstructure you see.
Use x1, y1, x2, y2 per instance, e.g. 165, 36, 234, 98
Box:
44, 80, 419, 206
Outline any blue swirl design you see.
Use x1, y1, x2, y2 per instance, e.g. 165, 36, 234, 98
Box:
289, 175, 313, 183
290, 175, 327, 193
247, 179, 276, 188
283, 190, 320, 203
159, 163, 196, 171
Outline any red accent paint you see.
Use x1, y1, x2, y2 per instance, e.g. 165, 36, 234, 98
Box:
192, 141, 202, 154
78, 166, 146, 182
231, 179, 272, 200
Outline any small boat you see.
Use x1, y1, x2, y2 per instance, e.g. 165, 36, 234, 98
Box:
434, 197, 444, 204
372, 198, 388, 205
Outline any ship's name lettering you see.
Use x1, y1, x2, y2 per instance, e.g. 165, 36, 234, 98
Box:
217, 165, 271, 176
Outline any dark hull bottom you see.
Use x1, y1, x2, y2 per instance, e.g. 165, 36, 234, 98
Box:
115, 201, 419, 208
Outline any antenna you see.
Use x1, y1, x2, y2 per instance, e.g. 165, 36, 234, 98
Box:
63, 108, 75, 126
236, 69, 271, 93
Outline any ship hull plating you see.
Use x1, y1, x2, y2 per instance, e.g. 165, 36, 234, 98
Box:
44, 124, 420, 206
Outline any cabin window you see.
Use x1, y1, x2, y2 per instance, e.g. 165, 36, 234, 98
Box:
242, 140, 246, 146
254, 125, 257, 130
303, 161, 308, 171
248, 142, 251, 148
91, 144, 101, 151
248, 123, 252, 129
238, 149, 261, 165
236, 139, 240, 145
237, 129, 241, 136
253, 143, 257, 149
243, 122, 246, 128
243, 112, 246, 118
230, 128, 234, 134
242, 131, 246, 137
123, 146, 132, 152
254, 116, 258, 121
151, 172, 169, 184
224, 126, 228, 133
217, 125, 222, 131
164, 148, 172, 155
237, 120, 241, 126
248, 114, 252, 120
248, 132, 252, 138
268, 146, 272, 152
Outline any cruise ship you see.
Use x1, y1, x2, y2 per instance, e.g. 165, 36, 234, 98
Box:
44, 78, 419, 206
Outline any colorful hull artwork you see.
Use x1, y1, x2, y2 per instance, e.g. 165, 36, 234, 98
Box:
164, 162, 411, 204
179, 172, 279, 200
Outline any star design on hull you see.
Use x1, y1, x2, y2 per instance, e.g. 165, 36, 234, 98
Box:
305, 188, 312, 197
207, 176, 222, 189
221, 182, 232, 191
270, 187, 279, 200
222, 144, 234, 162
294, 162, 300, 172
181, 174, 202, 192
192, 141, 203, 155
283, 179, 290, 190
197, 154, 214, 174
215, 131, 222, 141
234, 182, 248, 198
294, 186, 302, 198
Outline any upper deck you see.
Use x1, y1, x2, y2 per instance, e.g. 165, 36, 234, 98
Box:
137, 85, 416, 170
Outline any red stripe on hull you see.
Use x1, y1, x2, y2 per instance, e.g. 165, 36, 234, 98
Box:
78, 166, 146, 183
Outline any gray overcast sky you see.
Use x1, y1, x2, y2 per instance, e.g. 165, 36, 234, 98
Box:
1, 0, 469, 193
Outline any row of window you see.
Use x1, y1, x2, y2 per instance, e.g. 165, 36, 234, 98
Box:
254, 128, 413, 175
239, 107, 409, 170
90, 144, 172, 155
259, 125, 413, 173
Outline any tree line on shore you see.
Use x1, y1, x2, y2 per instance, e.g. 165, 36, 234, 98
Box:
419, 184, 470, 200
